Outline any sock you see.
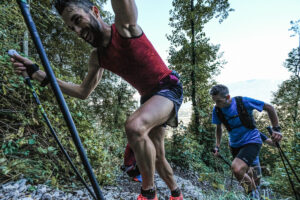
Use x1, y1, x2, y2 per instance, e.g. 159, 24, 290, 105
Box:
141, 187, 156, 199
171, 188, 181, 197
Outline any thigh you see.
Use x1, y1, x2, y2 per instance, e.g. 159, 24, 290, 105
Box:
236, 143, 261, 166
232, 157, 248, 171
128, 95, 174, 132
230, 146, 241, 160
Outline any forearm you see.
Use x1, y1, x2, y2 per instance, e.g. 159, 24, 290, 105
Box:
215, 125, 222, 147
264, 104, 279, 127
32, 70, 87, 99
57, 79, 87, 99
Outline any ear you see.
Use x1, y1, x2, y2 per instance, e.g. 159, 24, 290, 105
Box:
226, 95, 230, 100
91, 6, 100, 18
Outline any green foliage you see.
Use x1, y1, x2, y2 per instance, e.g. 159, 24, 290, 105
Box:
167, 0, 232, 167
252, 20, 300, 196
166, 124, 204, 170
165, 123, 231, 175
0, 0, 136, 188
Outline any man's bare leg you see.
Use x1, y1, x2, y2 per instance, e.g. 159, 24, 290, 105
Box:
149, 126, 178, 191
232, 158, 256, 193
125, 95, 174, 190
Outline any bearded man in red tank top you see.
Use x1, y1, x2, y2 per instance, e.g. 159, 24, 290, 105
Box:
11, 0, 184, 199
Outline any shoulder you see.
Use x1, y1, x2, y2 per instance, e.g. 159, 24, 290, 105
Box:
115, 23, 143, 38
241, 96, 263, 104
242, 96, 265, 110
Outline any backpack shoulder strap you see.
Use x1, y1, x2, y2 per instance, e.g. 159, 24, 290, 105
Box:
215, 106, 232, 132
235, 96, 256, 129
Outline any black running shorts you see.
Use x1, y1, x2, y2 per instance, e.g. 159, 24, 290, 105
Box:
230, 143, 261, 166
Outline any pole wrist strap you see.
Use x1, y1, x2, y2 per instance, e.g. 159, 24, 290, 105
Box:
26, 63, 39, 79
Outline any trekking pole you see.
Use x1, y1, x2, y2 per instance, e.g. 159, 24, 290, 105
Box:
8, 50, 97, 200
211, 149, 234, 188
16, 1, 104, 199
266, 126, 300, 200
211, 149, 231, 167
266, 127, 300, 182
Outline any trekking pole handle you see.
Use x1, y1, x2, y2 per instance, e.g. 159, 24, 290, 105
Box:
266, 126, 280, 148
211, 148, 217, 154
8, 49, 29, 78
211, 149, 231, 167
266, 126, 272, 135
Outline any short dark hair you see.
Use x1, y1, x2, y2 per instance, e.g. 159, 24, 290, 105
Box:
54, 0, 94, 15
210, 84, 229, 97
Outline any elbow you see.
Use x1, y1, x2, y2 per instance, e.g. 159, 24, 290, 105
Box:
77, 89, 91, 100
78, 93, 89, 100
78, 95, 87, 100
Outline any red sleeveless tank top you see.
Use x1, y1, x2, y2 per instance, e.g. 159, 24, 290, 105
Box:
97, 24, 172, 96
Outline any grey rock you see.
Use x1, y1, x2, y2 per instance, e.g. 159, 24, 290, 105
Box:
2, 184, 18, 192
19, 197, 34, 200
41, 193, 52, 200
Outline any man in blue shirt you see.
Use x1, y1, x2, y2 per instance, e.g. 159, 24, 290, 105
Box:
210, 84, 282, 199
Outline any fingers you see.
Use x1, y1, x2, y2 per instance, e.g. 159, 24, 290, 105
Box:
15, 67, 26, 75
9, 54, 31, 76
272, 131, 282, 143
11, 54, 34, 65
213, 149, 219, 157
12, 54, 26, 62
11, 61, 26, 75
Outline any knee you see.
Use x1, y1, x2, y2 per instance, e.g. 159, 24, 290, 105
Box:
232, 163, 246, 177
125, 117, 148, 144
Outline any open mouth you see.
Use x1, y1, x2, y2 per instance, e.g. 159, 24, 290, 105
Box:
81, 29, 91, 42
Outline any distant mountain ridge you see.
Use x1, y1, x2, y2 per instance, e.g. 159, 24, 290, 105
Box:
226, 79, 283, 103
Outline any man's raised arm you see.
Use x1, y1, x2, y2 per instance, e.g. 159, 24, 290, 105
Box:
111, 0, 142, 37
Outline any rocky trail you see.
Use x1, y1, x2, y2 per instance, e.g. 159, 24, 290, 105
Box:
0, 166, 281, 200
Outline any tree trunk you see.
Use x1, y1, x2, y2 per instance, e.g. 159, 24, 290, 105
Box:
23, 0, 30, 56
190, 0, 200, 135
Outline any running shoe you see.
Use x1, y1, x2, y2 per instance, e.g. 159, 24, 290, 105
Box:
137, 194, 158, 200
169, 193, 183, 200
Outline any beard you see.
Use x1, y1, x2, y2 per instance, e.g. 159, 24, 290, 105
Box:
83, 14, 103, 47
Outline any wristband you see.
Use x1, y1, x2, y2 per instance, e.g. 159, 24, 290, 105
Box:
215, 146, 220, 152
272, 126, 281, 132
26, 63, 40, 79
40, 76, 50, 87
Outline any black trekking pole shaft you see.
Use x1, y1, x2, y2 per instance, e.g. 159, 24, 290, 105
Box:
23, 78, 97, 200
278, 146, 299, 200
278, 146, 300, 183
17, 1, 104, 199
211, 149, 231, 167
219, 155, 231, 167
266, 127, 300, 183
266, 127, 300, 200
